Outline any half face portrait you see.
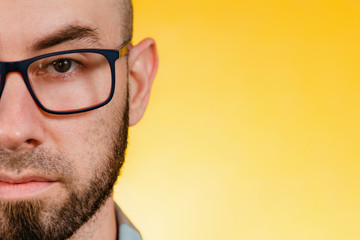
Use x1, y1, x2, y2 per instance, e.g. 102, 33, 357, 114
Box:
0, 0, 158, 239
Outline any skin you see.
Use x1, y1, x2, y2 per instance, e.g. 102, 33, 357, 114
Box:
0, 0, 158, 239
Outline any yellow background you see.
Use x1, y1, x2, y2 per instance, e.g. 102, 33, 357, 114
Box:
114, 0, 360, 239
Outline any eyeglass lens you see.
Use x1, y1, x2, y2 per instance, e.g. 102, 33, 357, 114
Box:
27, 52, 112, 112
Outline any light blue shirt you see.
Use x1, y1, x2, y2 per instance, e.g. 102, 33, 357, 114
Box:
118, 224, 143, 240
115, 203, 143, 240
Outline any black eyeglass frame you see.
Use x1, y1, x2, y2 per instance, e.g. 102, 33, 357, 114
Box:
0, 40, 130, 115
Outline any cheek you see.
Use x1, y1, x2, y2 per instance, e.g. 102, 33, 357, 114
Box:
45, 114, 116, 177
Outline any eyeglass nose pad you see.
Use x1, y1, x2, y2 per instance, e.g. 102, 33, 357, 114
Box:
0, 63, 13, 100
0, 65, 5, 100
0, 62, 31, 101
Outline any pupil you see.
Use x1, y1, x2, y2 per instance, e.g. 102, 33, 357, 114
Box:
53, 59, 71, 73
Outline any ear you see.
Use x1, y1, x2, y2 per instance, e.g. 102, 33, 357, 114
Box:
128, 38, 158, 126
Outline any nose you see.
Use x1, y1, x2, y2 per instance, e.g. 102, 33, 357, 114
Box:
0, 72, 45, 151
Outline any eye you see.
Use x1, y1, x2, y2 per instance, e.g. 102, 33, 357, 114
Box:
50, 59, 77, 73
38, 58, 79, 74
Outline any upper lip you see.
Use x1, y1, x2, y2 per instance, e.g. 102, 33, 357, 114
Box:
0, 174, 56, 184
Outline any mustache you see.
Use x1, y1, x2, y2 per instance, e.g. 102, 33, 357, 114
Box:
0, 148, 75, 181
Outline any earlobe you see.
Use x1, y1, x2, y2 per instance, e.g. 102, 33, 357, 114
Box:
128, 38, 158, 126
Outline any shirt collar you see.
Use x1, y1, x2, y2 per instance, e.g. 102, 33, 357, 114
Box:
114, 203, 143, 240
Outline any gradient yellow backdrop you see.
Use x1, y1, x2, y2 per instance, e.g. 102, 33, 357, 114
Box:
114, 1, 360, 239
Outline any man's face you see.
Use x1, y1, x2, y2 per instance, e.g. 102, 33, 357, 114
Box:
0, 1, 130, 239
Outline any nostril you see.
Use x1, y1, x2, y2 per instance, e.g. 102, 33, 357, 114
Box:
14, 139, 41, 151
25, 138, 40, 146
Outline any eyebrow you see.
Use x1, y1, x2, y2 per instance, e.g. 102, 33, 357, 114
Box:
31, 25, 100, 51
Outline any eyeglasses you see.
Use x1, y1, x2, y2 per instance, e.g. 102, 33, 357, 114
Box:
0, 40, 130, 115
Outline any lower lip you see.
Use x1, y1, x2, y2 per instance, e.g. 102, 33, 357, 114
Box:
0, 181, 56, 200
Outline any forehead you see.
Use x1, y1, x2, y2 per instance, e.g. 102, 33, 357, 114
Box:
0, 0, 121, 58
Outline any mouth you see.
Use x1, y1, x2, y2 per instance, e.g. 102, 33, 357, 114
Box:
0, 175, 58, 201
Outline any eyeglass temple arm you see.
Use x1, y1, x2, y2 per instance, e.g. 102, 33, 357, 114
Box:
119, 41, 131, 57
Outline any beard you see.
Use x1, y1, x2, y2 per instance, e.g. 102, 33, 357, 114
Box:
0, 96, 129, 240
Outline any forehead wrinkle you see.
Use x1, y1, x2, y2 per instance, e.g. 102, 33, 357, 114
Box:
30, 24, 102, 52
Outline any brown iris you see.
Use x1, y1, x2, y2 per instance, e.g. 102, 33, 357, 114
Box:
52, 59, 72, 73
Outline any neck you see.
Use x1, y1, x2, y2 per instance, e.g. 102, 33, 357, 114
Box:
69, 196, 117, 240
